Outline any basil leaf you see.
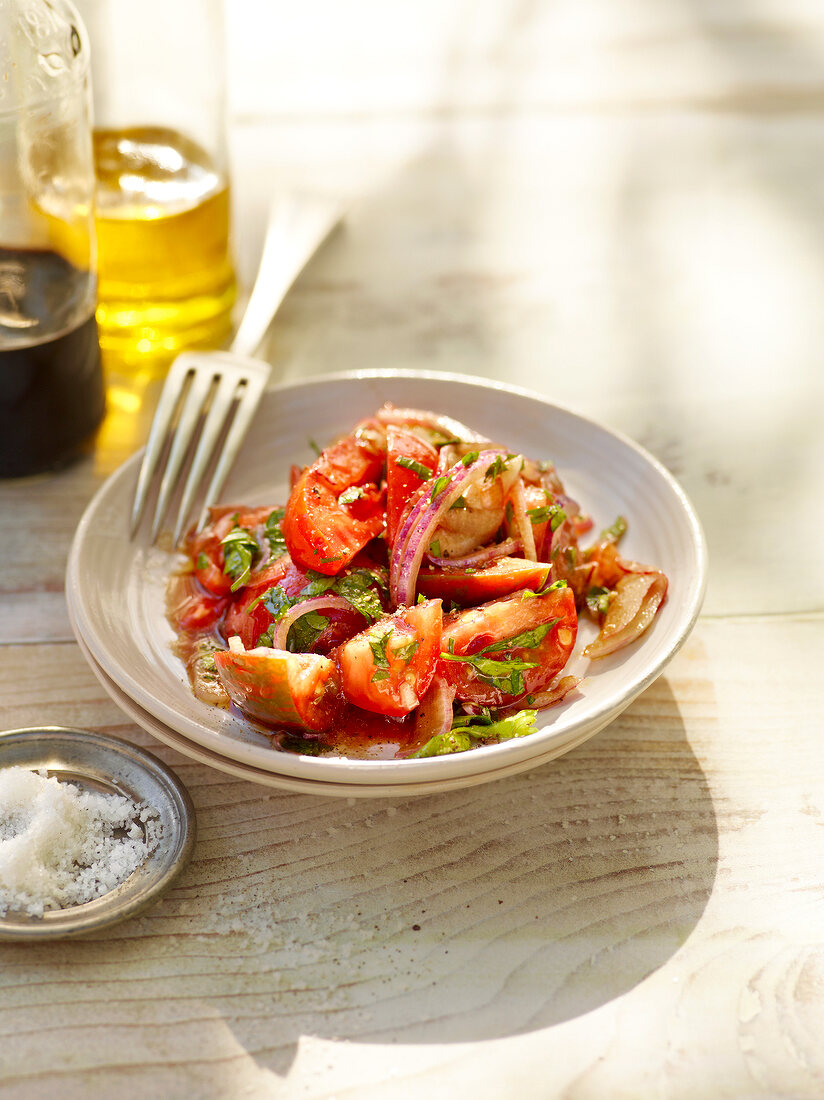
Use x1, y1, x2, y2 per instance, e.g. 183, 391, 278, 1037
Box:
287, 611, 329, 653
396, 456, 431, 479
430, 475, 451, 501
264, 508, 287, 560
300, 567, 386, 622
461, 451, 479, 467
440, 651, 539, 696
195, 552, 209, 571
394, 638, 419, 663
369, 627, 393, 681
261, 586, 299, 620
481, 619, 558, 654
221, 526, 260, 592
412, 728, 474, 758
412, 708, 538, 757
600, 515, 627, 544
334, 570, 385, 622
586, 586, 611, 616
338, 486, 364, 505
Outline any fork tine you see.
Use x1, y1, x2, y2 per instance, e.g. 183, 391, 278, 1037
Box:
169, 369, 244, 547
192, 362, 269, 535
149, 364, 217, 542
129, 357, 194, 537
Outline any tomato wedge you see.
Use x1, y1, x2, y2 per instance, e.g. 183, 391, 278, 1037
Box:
417, 557, 551, 606
282, 434, 385, 576
385, 426, 439, 543
215, 644, 342, 731
338, 599, 443, 717
439, 585, 577, 706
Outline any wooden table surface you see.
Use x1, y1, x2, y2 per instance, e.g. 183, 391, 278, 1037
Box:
2, 2, 824, 1096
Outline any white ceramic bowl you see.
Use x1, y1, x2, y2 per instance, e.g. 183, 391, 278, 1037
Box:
67, 370, 707, 789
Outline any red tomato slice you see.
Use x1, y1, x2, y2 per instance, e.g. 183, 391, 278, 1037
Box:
523, 483, 552, 559
214, 646, 342, 731
188, 505, 277, 597
439, 586, 577, 706
385, 426, 439, 544
417, 557, 551, 606
168, 574, 228, 632
338, 599, 443, 717
282, 434, 385, 576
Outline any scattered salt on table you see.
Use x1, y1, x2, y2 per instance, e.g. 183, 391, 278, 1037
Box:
0, 767, 161, 917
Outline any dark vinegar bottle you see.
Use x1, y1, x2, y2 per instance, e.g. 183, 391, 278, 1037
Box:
0, 248, 105, 478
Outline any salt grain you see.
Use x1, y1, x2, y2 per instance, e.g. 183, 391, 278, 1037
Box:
0, 767, 161, 917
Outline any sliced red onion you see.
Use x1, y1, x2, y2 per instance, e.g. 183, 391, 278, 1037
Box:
508, 478, 537, 562
583, 571, 668, 659
271, 595, 353, 650
374, 404, 487, 443
412, 677, 456, 745
389, 449, 511, 606
425, 537, 521, 570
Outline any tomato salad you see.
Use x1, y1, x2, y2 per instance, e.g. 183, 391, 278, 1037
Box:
168, 405, 668, 758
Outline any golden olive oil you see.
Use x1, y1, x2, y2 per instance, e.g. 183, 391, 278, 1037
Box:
93, 126, 236, 371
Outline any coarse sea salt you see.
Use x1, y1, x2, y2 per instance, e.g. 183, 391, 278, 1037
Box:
0, 766, 161, 917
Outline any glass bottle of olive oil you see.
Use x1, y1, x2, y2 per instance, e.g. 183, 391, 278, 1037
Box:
92, 126, 236, 371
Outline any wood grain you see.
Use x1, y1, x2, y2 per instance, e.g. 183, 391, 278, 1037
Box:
1, 617, 822, 1097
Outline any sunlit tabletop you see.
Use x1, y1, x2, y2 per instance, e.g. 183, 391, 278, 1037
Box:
2, 2, 824, 1096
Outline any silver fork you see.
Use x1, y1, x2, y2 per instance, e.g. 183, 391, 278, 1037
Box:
129, 193, 343, 546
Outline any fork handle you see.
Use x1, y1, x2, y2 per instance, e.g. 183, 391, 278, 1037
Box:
230, 194, 344, 360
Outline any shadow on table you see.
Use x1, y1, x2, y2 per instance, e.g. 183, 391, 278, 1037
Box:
164, 675, 717, 1077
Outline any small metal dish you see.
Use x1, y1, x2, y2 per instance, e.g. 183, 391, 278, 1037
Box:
0, 726, 196, 941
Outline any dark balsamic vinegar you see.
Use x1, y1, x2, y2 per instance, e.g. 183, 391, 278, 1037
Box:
0, 248, 105, 478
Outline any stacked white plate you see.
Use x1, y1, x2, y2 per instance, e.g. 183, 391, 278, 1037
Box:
67, 371, 707, 798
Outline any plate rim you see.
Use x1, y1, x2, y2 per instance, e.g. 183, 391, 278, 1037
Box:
67, 368, 708, 784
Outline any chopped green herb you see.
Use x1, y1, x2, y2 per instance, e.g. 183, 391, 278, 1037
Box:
261, 586, 298, 621
449, 495, 467, 510
565, 546, 577, 567
338, 486, 365, 505
481, 620, 558, 653
600, 515, 628, 544
461, 450, 479, 467
264, 508, 287, 560
333, 569, 386, 621
429, 539, 442, 558
412, 729, 474, 758
430, 475, 451, 501
369, 627, 393, 682
440, 651, 538, 696
505, 500, 514, 524
396, 456, 432, 480
439, 620, 559, 695
394, 637, 419, 663
586, 585, 611, 616
485, 453, 516, 481
413, 708, 538, 756
220, 526, 260, 592
195, 552, 209, 571
527, 502, 566, 532
308, 438, 322, 456
287, 611, 329, 653
320, 555, 344, 564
